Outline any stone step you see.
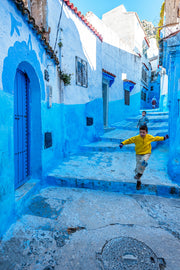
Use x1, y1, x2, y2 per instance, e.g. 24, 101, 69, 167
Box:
99, 129, 168, 143
140, 112, 169, 116
80, 140, 164, 152
99, 130, 138, 142
112, 125, 168, 131
46, 175, 180, 199
112, 120, 168, 128
103, 126, 116, 133
140, 109, 169, 113
126, 115, 169, 122
80, 141, 126, 152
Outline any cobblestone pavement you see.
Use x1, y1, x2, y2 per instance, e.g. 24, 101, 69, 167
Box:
1, 112, 179, 270
0, 187, 180, 270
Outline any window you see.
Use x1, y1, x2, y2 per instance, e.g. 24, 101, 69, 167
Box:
75, 56, 88, 87
141, 91, 146, 101
124, 90, 130, 105
142, 67, 148, 84
151, 71, 156, 81
151, 86, 154, 91
177, 7, 180, 18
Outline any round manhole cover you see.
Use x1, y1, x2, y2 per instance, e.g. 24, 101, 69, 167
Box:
97, 237, 165, 270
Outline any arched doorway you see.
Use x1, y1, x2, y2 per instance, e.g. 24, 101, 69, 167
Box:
14, 69, 30, 188
14, 62, 42, 189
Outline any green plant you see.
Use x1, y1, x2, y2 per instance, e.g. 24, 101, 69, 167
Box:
59, 71, 72, 85
156, 1, 165, 46
58, 41, 63, 48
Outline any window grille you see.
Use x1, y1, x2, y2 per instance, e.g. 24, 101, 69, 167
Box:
75, 56, 88, 87
141, 91, 146, 101
142, 68, 148, 84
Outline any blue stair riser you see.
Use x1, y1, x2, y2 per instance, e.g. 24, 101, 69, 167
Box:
139, 111, 169, 115
113, 126, 168, 131
80, 146, 135, 152
98, 137, 122, 143
126, 118, 168, 123
140, 113, 169, 116
98, 135, 167, 143
80, 142, 164, 152
46, 176, 180, 198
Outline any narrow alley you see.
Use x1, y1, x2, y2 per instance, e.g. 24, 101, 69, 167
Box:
1, 0, 180, 269
0, 111, 180, 270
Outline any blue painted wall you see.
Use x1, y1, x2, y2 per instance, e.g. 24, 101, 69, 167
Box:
108, 92, 141, 125
0, 1, 61, 236
143, 75, 161, 110
167, 44, 180, 182
159, 41, 169, 112
159, 32, 180, 182
0, 90, 15, 236
62, 98, 104, 155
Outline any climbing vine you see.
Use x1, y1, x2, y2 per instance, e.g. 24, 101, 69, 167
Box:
156, 1, 165, 46
59, 70, 72, 85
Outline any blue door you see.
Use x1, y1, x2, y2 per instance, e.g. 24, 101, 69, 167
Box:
14, 69, 30, 189
102, 81, 108, 127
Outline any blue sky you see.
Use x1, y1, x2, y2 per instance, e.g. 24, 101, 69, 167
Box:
71, 0, 164, 26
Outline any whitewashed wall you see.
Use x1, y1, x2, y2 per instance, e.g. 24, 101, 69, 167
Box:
47, 0, 102, 105
86, 11, 142, 105
84, 12, 140, 124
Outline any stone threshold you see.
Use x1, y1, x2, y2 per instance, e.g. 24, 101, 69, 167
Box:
46, 175, 180, 199
15, 178, 42, 216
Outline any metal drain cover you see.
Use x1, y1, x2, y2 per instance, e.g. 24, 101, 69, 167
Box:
97, 237, 165, 270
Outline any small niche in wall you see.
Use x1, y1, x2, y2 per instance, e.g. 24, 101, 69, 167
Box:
44, 69, 49, 82
47, 85, 52, 108
86, 117, 93, 126
44, 132, 52, 149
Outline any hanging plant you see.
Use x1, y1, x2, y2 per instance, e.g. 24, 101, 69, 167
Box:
59, 71, 72, 85
58, 41, 63, 48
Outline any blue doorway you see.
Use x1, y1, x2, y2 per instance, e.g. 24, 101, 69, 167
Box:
14, 69, 30, 189
102, 81, 109, 127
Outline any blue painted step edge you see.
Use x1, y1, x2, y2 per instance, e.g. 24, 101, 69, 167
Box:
46, 176, 180, 199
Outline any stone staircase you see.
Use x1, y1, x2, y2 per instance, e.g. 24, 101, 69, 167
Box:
46, 110, 180, 198
80, 110, 169, 152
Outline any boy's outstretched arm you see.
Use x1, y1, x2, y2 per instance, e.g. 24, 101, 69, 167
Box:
119, 136, 136, 148
164, 134, 169, 140
151, 134, 169, 142
119, 143, 123, 148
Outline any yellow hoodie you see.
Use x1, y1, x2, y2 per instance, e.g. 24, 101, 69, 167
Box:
121, 134, 164, 155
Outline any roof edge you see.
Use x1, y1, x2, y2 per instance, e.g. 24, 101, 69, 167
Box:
63, 0, 103, 42
12, 0, 59, 65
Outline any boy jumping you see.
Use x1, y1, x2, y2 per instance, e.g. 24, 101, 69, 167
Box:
119, 125, 169, 190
